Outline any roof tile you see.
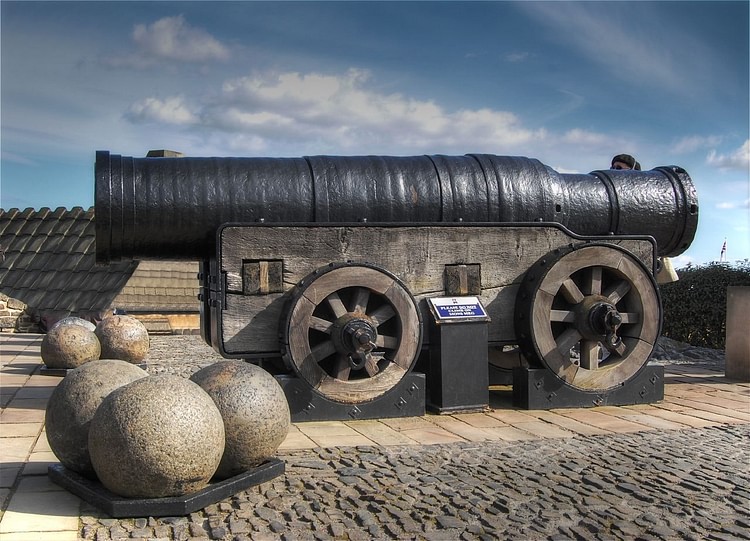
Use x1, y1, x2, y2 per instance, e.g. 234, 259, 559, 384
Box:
1, 206, 198, 317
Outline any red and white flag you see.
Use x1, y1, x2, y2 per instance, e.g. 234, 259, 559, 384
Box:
720, 239, 727, 261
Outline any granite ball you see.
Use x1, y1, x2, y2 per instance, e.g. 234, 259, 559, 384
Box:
41, 324, 101, 369
50, 317, 96, 333
88, 374, 225, 498
190, 360, 290, 479
45, 359, 148, 477
95, 315, 150, 363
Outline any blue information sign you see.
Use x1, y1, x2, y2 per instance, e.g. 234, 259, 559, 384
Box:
429, 296, 489, 321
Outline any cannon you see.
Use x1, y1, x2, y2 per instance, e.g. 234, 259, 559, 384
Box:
95, 151, 698, 412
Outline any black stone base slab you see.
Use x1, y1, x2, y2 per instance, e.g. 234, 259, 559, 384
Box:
276, 372, 425, 422
38, 366, 69, 377
39, 363, 147, 377
48, 459, 284, 518
512, 364, 665, 410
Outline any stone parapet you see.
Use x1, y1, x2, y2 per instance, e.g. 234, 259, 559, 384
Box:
0, 293, 35, 332
726, 286, 750, 381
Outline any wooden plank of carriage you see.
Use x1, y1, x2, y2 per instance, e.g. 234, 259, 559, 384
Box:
218, 225, 654, 356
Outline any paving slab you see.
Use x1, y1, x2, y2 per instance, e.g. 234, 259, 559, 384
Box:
510, 419, 577, 439
668, 396, 750, 421
344, 420, 419, 446
551, 409, 655, 433
0, 437, 37, 463
611, 410, 690, 430
480, 425, 539, 441
452, 412, 508, 428
527, 410, 611, 436
399, 426, 467, 445
426, 415, 497, 442
485, 409, 539, 424
0, 490, 80, 534
641, 407, 722, 428
2, 333, 749, 540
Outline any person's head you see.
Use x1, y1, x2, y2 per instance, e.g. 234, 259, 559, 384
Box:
611, 154, 641, 171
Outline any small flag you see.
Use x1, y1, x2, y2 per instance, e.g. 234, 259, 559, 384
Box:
720, 239, 727, 261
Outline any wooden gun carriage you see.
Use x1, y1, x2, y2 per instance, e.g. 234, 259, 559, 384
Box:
95, 151, 698, 414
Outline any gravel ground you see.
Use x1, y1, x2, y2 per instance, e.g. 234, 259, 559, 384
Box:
79, 425, 750, 541
77, 335, 747, 541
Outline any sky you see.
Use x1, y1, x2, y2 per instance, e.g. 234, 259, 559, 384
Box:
1, 1, 748, 268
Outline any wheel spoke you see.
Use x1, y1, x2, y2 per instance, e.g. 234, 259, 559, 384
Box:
364, 353, 380, 376
369, 304, 396, 327
333, 353, 351, 380
375, 334, 398, 349
309, 316, 333, 334
326, 292, 348, 318
550, 309, 575, 322
351, 287, 370, 314
311, 340, 337, 362
579, 340, 600, 370
586, 266, 603, 296
605, 280, 631, 305
556, 327, 582, 356
560, 278, 585, 304
619, 312, 640, 324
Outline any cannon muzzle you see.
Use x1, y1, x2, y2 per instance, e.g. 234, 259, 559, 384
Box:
95, 151, 698, 263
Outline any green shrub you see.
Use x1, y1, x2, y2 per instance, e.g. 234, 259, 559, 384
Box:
660, 260, 750, 349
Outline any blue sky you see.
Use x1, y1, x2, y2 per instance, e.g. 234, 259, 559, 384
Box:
2, 1, 748, 267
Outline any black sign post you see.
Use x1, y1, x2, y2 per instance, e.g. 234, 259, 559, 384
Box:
427, 297, 491, 413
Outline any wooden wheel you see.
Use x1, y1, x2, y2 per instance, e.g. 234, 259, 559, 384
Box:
281, 263, 422, 403
515, 244, 661, 392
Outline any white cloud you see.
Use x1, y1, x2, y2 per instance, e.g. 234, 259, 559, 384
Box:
716, 198, 750, 210
561, 128, 608, 146
105, 15, 229, 68
133, 15, 229, 62
0, 151, 37, 166
707, 140, 750, 171
120, 68, 646, 170
671, 135, 722, 154
134, 69, 549, 154
126, 96, 197, 125
505, 52, 530, 63
670, 254, 699, 269
517, 3, 716, 98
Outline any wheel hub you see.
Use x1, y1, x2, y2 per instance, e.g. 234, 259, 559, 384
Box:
575, 296, 623, 350
588, 302, 622, 335
574, 297, 617, 338
331, 314, 377, 369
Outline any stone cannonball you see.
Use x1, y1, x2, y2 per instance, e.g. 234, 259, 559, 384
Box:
95, 315, 150, 363
50, 317, 96, 333
45, 359, 148, 477
41, 324, 101, 369
88, 374, 225, 498
190, 360, 290, 479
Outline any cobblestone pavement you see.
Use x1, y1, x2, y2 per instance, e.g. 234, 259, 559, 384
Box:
79, 424, 750, 541
73, 336, 750, 541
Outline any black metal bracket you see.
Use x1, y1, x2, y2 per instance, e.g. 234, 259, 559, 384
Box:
275, 372, 425, 422
511, 364, 664, 410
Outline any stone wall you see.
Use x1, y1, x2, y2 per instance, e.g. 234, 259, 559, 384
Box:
0, 293, 36, 332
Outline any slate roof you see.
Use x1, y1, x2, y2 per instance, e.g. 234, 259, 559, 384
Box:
0, 206, 198, 324
110, 259, 200, 313
0, 206, 137, 320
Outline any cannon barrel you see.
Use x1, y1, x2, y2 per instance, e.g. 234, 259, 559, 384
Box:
95, 151, 698, 263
